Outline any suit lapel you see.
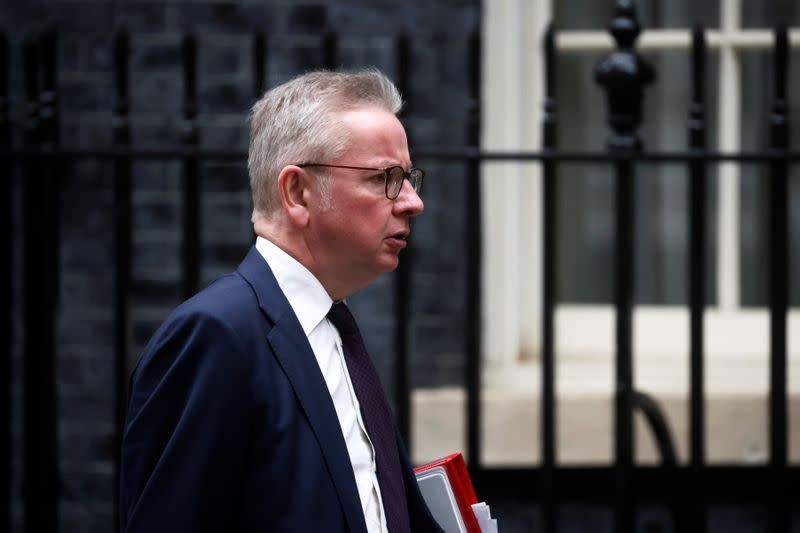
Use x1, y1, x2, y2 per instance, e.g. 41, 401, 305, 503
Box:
237, 247, 368, 533
267, 325, 368, 533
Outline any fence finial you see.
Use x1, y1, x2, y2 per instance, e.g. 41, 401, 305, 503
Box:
594, 0, 654, 151
609, 0, 640, 48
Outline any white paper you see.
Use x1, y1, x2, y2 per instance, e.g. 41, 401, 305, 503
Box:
471, 502, 498, 533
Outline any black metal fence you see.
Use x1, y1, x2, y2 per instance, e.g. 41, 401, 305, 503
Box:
2, 3, 799, 533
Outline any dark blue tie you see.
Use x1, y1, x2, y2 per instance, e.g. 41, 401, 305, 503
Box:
327, 302, 411, 533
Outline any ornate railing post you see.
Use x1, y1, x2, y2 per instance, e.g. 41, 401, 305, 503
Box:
181, 33, 200, 299
540, 23, 558, 533
0, 30, 10, 533
112, 28, 132, 531
23, 31, 59, 533
594, 2, 655, 533
687, 23, 708, 533
767, 25, 789, 533
595, 0, 654, 152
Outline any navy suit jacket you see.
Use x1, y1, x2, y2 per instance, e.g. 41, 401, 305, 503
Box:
120, 247, 442, 532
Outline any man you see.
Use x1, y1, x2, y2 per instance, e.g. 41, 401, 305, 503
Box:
120, 69, 443, 532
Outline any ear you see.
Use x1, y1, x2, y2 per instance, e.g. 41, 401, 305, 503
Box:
277, 165, 311, 227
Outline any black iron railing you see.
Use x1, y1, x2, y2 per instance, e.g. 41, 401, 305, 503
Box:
0, 29, 10, 533
1, 3, 798, 533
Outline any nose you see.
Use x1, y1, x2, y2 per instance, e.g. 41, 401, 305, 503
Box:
393, 177, 424, 217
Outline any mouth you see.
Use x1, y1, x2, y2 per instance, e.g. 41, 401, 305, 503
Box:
391, 231, 409, 241
386, 231, 409, 249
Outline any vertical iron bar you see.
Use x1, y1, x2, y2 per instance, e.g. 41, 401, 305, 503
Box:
393, 33, 411, 446
39, 30, 59, 148
251, 32, 266, 244
112, 28, 132, 532
767, 25, 789, 533
687, 23, 707, 533
0, 30, 10, 533
465, 29, 482, 473
181, 33, 200, 299
614, 155, 635, 533
323, 33, 337, 70
540, 23, 558, 533
39, 29, 61, 313
594, 4, 654, 531
23, 33, 59, 533
253, 32, 266, 98
40, 31, 61, 531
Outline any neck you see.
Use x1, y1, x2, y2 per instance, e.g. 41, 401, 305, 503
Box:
254, 217, 356, 301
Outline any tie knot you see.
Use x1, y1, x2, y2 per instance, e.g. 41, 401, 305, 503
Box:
327, 301, 358, 335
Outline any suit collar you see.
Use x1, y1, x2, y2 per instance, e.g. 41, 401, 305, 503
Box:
254, 236, 332, 336
236, 246, 368, 533
236, 246, 287, 326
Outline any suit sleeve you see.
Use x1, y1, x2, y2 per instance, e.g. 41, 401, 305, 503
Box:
120, 309, 253, 532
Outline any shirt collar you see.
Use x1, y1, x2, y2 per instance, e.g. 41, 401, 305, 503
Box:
255, 236, 333, 335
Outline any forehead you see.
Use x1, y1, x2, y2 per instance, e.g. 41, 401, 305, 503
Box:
334, 107, 409, 165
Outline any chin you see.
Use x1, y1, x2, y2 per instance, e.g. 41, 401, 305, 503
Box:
376, 257, 400, 274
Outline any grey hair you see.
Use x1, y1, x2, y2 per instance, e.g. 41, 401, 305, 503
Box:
248, 68, 404, 221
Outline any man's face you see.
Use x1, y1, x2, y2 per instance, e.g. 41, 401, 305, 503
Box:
306, 106, 424, 297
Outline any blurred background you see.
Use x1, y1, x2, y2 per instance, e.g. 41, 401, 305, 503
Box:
2, 0, 799, 532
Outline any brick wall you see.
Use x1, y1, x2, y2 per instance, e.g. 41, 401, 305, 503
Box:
3, 1, 479, 531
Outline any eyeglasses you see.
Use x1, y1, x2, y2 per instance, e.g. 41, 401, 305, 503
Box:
296, 163, 424, 200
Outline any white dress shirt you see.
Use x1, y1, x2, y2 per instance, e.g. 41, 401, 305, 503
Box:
255, 237, 389, 533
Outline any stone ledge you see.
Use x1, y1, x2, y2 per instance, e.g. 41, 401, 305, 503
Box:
411, 386, 800, 467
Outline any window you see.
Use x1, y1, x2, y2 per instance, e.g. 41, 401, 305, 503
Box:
468, 0, 800, 466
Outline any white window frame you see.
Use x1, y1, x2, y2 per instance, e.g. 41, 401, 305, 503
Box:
481, 0, 800, 378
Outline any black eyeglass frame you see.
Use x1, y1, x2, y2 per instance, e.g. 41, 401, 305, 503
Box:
296, 163, 424, 200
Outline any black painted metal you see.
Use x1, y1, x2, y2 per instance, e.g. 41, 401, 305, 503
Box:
595, 2, 655, 532
0, 30, 10, 533
768, 25, 789, 533
22, 33, 59, 533
465, 30, 482, 473
323, 33, 337, 70
253, 32, 266, 98
393, 34, 412, 446
402, 149, 800, 163
594, 1, 655, 152
112, 29, 132, 532
2, 21, 798, 533
630, 392, 677, 465
250, 32, 266, 245
687, 22, 708, 533
612, 156, 636, 533
9, 146, 800, 163
39, 31, 59, 148
540, 22, 558, 533
181, 33, 200, 300
477, 466, 800, 503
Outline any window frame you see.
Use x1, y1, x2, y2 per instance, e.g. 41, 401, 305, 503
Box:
481, 0, 800, 369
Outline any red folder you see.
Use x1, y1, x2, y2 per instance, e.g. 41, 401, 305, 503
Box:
414, 453, 481, 533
